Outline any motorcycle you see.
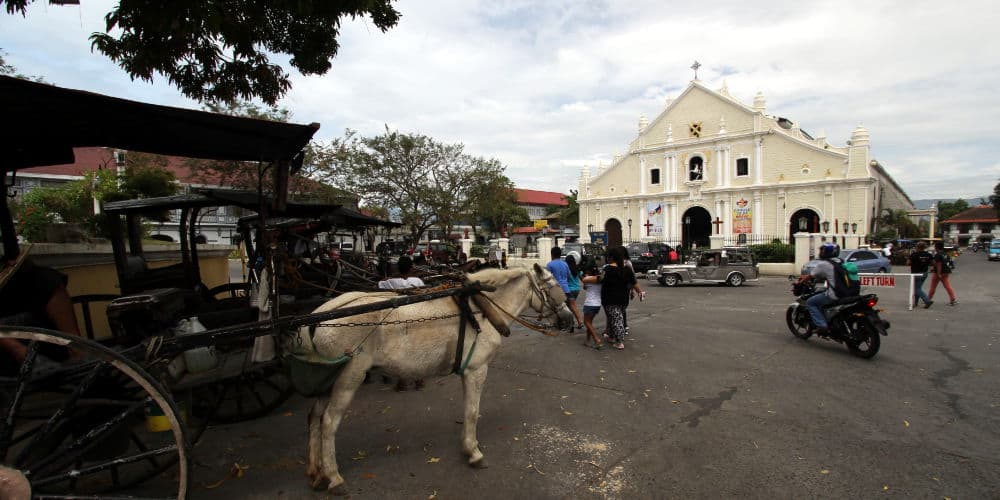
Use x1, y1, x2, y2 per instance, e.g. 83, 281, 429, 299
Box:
786, 277, 890, 358
971, 241, 984, 253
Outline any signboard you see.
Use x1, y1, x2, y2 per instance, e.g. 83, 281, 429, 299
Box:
590, 231, 608, 245
732, 197, 752, 234
645, 202, 664, 237
859, 275, 896, 287
533, 219, 548, 230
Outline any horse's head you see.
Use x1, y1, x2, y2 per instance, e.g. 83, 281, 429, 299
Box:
530, 263, 574, 330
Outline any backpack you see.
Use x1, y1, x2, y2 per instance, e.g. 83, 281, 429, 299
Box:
828, 258, 860, 298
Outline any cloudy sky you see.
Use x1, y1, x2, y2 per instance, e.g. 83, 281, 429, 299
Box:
3, 0, 999, 201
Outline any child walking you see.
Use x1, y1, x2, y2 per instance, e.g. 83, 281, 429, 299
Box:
580, 264, 604, 349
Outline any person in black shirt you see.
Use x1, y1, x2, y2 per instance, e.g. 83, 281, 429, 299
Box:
598, 247, 636, 350
928, 241, 957, 306
907, 241, 934, 308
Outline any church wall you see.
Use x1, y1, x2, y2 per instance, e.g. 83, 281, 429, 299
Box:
761, 134, 847, 185
586, 154, 641, 197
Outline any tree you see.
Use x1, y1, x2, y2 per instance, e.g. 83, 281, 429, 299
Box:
321, 128, 513, 243
991, 180, 1000, 218
1, 48, 45, 81
936, 199, 970, 224
469, 170, 529, 238
3, 0, 400, 104
878, 209, 920, 239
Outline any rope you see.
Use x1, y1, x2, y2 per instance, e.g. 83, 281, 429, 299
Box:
477, 293, 559, 337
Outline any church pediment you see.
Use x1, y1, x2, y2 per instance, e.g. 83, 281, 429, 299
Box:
642, 83, 757, 145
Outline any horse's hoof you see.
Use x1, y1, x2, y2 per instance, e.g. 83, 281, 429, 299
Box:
330, 482, 350, 496
470, 458, 489, 469
310, 476, 330, 491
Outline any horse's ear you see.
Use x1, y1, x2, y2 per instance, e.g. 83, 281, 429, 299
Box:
533, 263, 543, 275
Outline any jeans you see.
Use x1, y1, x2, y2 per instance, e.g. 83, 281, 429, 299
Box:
913, 272, 930, 305
806, 292, 834, 328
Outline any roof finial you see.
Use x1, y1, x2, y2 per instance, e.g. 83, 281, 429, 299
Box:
691, 60, 701, 80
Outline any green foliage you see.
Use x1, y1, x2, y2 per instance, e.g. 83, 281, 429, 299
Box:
879, 209, 921, 238
873, 228, 897, 243
991, 180, 1000, 217
34, 0, 402, 105
470, 244, 489, 258
15, 163, 178, 241
320, 127, 514, 242
748, 242, 794, 263
468, 169, 529, 237
936, 199, 970, 223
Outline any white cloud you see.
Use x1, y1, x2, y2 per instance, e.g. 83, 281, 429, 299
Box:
3, 0, 999, 199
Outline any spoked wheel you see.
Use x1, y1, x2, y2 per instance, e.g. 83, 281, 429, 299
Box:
0, 327, 188, 499
193, 361, 294, 425
846, 319, 881, 359
785, 306, 812, 339
662, 274, 680, 287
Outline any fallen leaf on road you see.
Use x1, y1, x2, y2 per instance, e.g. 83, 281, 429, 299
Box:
820, 470, 830, 474
428, 491, 437, 499
563, 410, 573, 416
427, 457, 441, 463
904, 420, 910, 427
513, 437, 519, 441
231, 462, 249, 479
628, 370, 637, 373
381, 406, 391, 414
527, 464, 546, 475
883, 485, 889, 491
352, 451, 368, 461
599, 369, 606, 373
362, 473, 377, 479
561, 395, 569, 399
204, 478, 227, 489
671, 400, 680, 404
282, 411, 294, 417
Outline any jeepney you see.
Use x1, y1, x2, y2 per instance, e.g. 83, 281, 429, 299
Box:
651, 247, 759, 287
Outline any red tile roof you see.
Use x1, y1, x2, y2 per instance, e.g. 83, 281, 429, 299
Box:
17, 146, 324, 193
941, 206, 999, 224
514, 188, 568, 206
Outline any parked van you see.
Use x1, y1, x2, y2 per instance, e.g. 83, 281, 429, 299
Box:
989, 240, 1000, 261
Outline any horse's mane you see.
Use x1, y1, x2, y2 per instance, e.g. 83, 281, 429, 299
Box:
464, 267, 529, 288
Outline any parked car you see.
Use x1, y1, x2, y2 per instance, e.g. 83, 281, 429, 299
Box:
413, 242, 458, 263
989, 240, 1000, 261
652, 247, 759, 287
626, 242, 671, 274
801, 249, 892, 275
562, 242, 606, 269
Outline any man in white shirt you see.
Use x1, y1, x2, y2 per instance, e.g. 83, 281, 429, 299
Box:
883, 242, 893, 258
378, 255, 425, 290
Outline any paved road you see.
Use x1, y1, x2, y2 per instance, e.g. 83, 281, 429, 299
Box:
184, 253, 999, 498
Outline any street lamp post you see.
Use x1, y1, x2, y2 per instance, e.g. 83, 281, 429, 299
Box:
683, 215, 691, 250
627, 218, 632, 242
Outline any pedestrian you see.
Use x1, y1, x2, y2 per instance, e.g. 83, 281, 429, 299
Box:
928, 241, 958, 306
907, 241, 934, 308
580, 264, 604, 349
565, 254, 585, 331
617, 247, 645, 336
546, 247, 582, 330
376, 255, 426, 391
883, 242, 893, 258
598, 247, 636, 350
668, 245, 679, 264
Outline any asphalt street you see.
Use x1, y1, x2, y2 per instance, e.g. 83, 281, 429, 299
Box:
183, 253, 999, 499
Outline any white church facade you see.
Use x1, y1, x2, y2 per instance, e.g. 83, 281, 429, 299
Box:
577, 80, 913, 250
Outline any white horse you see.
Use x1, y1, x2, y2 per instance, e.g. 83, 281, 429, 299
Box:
295, 264, 570, 493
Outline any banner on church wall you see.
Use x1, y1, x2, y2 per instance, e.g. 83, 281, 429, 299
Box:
645, 202, 664, 237
733, 198, 752, 234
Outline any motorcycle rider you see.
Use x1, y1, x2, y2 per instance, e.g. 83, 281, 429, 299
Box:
796, 243, 841, 336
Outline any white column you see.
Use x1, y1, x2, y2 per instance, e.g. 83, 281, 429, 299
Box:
671, 203, 680, 243
537, 237, 553, 263
667, 154, 677, 192
639, 157, 646, 195
715, 146, 723, 188
460, 238, 472, 258
754, 137, 764, 185
723, 146, 731, 188
753, 194, 763, 235
794, 233, 812, 272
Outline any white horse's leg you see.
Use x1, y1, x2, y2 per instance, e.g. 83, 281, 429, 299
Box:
461, 364, 489, 468
306, 397, 329, 482
315, 357, 370, 494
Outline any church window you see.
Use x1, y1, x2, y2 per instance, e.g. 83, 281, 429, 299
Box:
736, 158, 749, 177
688, 157, 704, 181
689, 122, 702, 138
650, 168, 660, 185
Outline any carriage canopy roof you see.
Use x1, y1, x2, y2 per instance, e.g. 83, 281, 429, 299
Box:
0, 75, 319, 171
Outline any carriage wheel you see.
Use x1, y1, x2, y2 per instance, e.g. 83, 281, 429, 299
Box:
0, 326, 188, 499
195, 362, 294, 425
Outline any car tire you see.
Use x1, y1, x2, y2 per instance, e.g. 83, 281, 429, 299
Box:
878, 268, 887, 273
726, 272, 745, 287
662, 274, 680, 287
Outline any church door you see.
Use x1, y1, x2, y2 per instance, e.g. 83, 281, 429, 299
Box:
605, 219, 623, 249
681, 207, 711, 249
789, 209, 820, 241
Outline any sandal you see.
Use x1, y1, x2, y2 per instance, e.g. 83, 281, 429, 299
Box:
592, 342, 604, 350
614, 343, 625, 350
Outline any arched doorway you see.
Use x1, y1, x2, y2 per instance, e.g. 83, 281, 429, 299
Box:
605, 219, 623, 249
681, 207, 711, 249
789, 208, 820, 241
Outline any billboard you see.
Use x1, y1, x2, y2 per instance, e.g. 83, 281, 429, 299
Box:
645, 202, 664, 237
733, 197, 752, 234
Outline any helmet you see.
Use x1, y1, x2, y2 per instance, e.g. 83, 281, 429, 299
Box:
819, 243, 840, 259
